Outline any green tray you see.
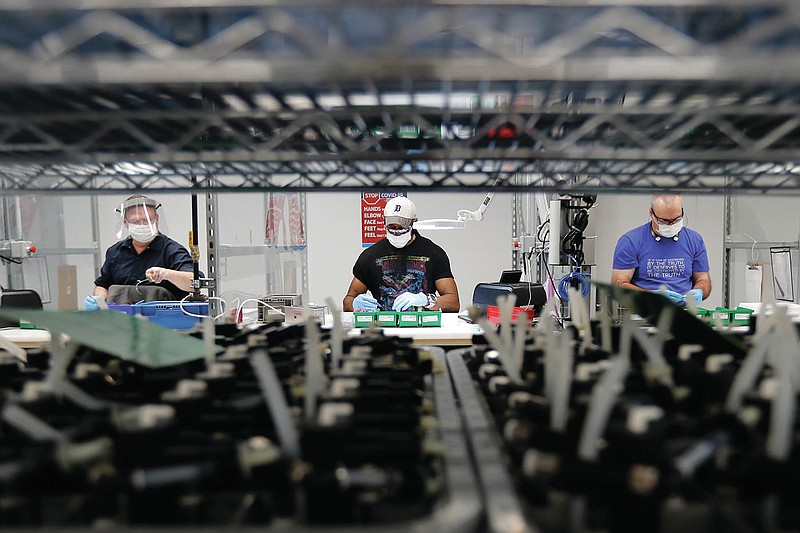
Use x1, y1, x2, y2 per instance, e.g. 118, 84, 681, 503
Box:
397, 312, 420, 327
353, 312, 377, 328
419, 310, 442, 327
375, 311, 398, 327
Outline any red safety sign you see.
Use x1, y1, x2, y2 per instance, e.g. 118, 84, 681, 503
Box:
361, 192, 406, 247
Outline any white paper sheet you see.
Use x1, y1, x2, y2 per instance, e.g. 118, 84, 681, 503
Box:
745, 263, 763, 303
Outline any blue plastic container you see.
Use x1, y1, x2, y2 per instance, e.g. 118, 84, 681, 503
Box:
108, 301, 209, 330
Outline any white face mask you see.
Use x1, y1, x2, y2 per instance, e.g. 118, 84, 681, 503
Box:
657, 219, 683, 239
386, 230, 412, 248
128, 223, 157, 243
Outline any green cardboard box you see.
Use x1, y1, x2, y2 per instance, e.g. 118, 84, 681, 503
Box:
713, 306, 737, 325
418, 310, 442, 327
398, 312, 420, 327
731, 306, 754, 326
353, 312, 377, 328
375, 311, 398, 327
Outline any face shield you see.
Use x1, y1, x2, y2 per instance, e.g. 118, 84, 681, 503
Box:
114, 196, 169, 242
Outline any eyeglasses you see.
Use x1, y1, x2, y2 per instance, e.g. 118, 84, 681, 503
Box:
651, 208, 684, 226
126, 218, 154, 225
386, 225, 411, 236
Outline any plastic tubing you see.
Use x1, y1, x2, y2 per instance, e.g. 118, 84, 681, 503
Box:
577, 352, 630, 462
0, 334, 27, 361
654, 305, 674, 348
498, 294, 516, 352
725, 332, 771, 412
203, 317, 216, 368
766, 362, 795, 461
775, 310, 800, 390
1, 403, 68, 443
629, 322, 673, 386
304, 319, 325, 422
179, 294, 228, 320
550, 331, 573, 432
249, 349, 300, 458
55, 380, 106, 412
477, 316, 522, 383
598, 289, 613, 354
544, 333, 557, 401
567, 287, 592, 354
513, 313, 527, 379
674, 431, 728, 478
325, 297, 344, 370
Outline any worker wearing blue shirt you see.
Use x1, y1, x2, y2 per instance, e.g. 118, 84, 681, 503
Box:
611, 193, 711, 306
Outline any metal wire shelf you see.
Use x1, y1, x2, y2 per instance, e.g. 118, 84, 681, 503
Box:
1, 1, 800, 192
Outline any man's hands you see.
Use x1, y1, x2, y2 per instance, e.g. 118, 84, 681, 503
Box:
655, 288, 684, 305
392, 292, 427, 311
353, 294, 379, 312
684, 288, 703, 305
655, 287, 704, 306
146, 267, 168, 283
84, 295, 107, 310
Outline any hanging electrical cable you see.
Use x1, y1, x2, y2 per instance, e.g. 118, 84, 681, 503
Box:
557, 254, 591, 301
560, 206, 589, 266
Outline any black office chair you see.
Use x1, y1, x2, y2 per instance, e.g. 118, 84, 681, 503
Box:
0, 289, 43, 327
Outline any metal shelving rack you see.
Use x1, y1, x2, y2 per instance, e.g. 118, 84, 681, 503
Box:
1, 1, 800, 194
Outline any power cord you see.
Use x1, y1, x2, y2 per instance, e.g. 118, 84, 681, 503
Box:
557, 254, 591, 301
560, 207, 588, 266
0, 255, 22, 265
542, 261, 565, 328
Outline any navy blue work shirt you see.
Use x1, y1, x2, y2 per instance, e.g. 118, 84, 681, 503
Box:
94, 234, 198, 299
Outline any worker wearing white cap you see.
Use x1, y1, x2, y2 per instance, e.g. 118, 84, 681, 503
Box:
344, 196, 460, 313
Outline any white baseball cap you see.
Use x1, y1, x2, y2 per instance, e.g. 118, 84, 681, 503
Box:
384, 197, 417, 228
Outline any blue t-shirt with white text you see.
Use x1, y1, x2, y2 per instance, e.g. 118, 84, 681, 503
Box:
612, 222, 709, 294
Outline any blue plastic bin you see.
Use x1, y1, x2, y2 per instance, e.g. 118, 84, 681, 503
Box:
108, 301, 209, 330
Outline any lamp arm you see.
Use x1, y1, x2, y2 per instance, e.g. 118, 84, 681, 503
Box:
457, 192, 495, 222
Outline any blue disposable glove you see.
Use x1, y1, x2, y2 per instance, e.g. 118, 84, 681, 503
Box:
353, 294, 379, 312
684, 288, 703, 305
84, 295, 100, 311
392, 292, 428, 311
655, 288, 684, 305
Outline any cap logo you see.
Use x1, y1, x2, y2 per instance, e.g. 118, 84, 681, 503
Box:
394, 204, 402, 212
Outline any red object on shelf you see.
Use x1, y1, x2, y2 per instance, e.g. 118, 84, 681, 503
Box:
486, 305, 535, 326
28, 245, 36, 253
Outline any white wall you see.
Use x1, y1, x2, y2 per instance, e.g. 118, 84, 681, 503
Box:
5, 190, 788, 314
727, 196, 800, 306
306, 191, 515, 311
592, 193, 725, 310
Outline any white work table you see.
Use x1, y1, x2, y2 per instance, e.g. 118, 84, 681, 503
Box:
0, 327, 52, 349
338, 312, 483, 346
0, 314, 484, 352
738, 301, 800, 317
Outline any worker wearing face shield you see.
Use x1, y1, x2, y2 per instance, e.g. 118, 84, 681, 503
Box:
343, 196, 460, 313
611, 192, 711, 307
85, 195, 198, 310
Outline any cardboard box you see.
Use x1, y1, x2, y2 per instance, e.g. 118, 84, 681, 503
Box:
283, 305, 326, 325
57, 265, 78, 310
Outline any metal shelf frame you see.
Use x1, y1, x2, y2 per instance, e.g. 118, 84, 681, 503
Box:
1, 1, 800, 193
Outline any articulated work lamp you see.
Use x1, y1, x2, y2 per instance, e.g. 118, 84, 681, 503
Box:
414, 191, 495, 230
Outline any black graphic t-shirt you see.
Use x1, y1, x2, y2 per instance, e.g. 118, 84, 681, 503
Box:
353, 231, 454, 310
